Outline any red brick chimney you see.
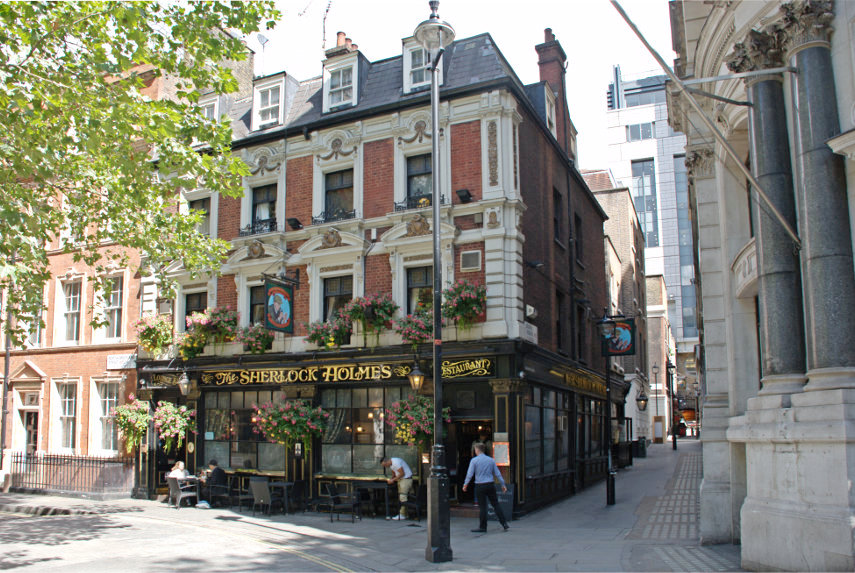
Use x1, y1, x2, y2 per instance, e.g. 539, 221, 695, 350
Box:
535, 28, 570, 155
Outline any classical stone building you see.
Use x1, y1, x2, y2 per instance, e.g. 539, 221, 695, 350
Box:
669, 0, 855, 569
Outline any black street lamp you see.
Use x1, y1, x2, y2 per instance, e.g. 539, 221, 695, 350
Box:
596, 310, 617, 506
667, 359, 677, 450
414, 0, 454, 563
635, 389, 649, 412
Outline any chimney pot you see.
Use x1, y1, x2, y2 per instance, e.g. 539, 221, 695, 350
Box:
337, 31, 346, 47
545, 28, 554, 42
345, 37, 352, 50
351, 43, 358, 51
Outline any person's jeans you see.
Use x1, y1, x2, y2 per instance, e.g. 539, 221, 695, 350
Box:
474, 482, 507, 529
397, 478, 413, 516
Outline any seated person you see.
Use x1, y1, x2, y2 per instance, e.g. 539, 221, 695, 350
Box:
167, 461, 189, 479
202, 459, 228, 505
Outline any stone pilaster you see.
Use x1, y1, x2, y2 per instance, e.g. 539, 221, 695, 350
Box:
726, 29, 806, 395
781, 0, 855, 389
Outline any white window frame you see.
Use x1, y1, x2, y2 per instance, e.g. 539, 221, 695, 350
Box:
90, 378, 121, 455
402, 39, 445, 94
322, 58, 358, 113
56, 277, 84, 346
313, 144, 362, 222
94, 273, 126, 343
199, 95, 218, 122
544, 86, 557, 138
184, 188, 218, 240
252, 76, 285, 130
179, 287, 210, 333
51, 378, 79, 452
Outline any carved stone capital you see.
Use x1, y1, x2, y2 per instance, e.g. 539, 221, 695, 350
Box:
779, 0, 835, 52
726, 29, 785, 74
685, 147, 715, 182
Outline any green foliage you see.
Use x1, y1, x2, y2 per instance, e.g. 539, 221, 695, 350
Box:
384, 394, 451, 449
253, 400, 329, 453
305, 316, 352, 349
0, 0, 279, 345
113, 395, 151, 453
134, 313, 174, 354
238, 323, 274, 354
152, 401, 196, 453
441, 280, 487, 331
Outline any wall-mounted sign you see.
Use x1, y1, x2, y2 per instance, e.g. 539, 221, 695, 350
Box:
603, 318, 636, 356
565, 371, 607, 398
107, 353, 136, 370
493, 441, 510, 466
265, 280, 294, 333
200, 362, 414, 386
146, 373, 181, 388
442, 358, 495, 379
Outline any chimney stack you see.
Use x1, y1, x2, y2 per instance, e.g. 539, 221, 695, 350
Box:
336, 31, 346, 47
535, 27, 570, 155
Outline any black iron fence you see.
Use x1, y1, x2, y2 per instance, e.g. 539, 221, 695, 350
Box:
11, 452, 134, 494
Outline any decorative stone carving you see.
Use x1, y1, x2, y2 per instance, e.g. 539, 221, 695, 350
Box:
249, 146, 283, 175
512, 124, 519, 190
246, 240, 265, 259
318, 138, 357, 161
486, 209, 500, 228
320, 228, 343, 249
488, 120, 498, 186
398, 120, 431, 145
726, 29, 785, 74
685, 148, 715, 182
404, 214, 431, 237
779, 0, 835, 50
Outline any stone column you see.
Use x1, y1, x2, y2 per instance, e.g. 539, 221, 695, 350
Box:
726, 30, 806, 395
782, 0, 855, 389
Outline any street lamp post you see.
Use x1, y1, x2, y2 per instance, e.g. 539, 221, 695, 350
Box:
667, 359, 676, 450
414, 0, 454, 563
651, 363, 659, 442
597, 311, 617, 506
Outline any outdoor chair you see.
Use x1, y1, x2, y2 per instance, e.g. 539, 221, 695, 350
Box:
250, 477, 283, 516
229, 475, 253, 512
167, 477, 197, 509
316, 482, 360, 522
402, 483, 428, 522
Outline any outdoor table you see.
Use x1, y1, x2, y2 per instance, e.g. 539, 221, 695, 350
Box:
353, 479, 395, 519
268, 481, 294, 514
313, 474, 398, 518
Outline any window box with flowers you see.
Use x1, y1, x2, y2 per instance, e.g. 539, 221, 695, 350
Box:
152, 401, 196, 452
394, 312, 433, 352
305, 316, 352, 349
340, 294, 399, 347
441, 281, 487, 332
384, 394, 451, 450
252, 400, 330, 454
178, 306, 240, 359
135, 314, 174, 359
238, 323, 274, 354
113, 395, 151, 453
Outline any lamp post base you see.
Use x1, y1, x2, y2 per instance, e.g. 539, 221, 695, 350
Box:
425, 445, 453, 563
607, 471, 616, 505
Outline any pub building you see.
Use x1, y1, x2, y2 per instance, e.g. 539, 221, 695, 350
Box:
134, 26, 624, 515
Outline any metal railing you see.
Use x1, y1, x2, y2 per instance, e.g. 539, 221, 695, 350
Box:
312, 209, 356, 225
239, 217, 279, 236
394, 194, 447, 212
11, 452, 134, 494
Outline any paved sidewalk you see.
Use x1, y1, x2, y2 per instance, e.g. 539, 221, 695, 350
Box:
0, 439, 743, 572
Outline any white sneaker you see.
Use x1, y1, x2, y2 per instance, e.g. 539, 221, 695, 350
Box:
391, 514, 405, 520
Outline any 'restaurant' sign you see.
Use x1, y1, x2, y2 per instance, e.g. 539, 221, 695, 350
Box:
442, 358, 495, 379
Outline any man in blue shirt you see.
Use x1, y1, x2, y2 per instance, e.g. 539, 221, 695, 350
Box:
462, 443, 510, 532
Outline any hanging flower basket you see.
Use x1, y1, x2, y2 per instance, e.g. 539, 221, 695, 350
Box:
238, 323, 274, 354
384, 394, 451, 449
252, 400, 330, 454
305, 316, 352, 349
152, 401, 196, 453
134, 314, 174, 356
441, 280, 487, 331
113, 395, 151, 454
340, 294, 399, 346
394, 313, 433, 353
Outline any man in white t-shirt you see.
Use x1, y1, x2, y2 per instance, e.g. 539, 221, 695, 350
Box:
381, 456, 413, 520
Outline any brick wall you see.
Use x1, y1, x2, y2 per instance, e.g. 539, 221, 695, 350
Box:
217, 275, 237, 311
218, 194, 241, 241
365, 255, 392, 297
363, 138, 393, 218
290, 264, 309, 336
285, 155, 314, 225
451, 121, 482, 203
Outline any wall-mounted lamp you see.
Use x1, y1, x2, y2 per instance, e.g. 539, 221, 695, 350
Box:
636, 389, 649, 411
408, 359, 426, 392
525, 260, 545, 269
455, 188, 472, 203
286, 217, 303, 230
178, 371, 192, 396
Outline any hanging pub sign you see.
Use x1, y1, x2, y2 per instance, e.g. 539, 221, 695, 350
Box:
603, 317, 636, 356
265, 279, 293, 333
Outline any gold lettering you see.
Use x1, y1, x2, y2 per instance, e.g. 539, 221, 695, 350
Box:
380, 364, 391, 379
357, 366, 372, 381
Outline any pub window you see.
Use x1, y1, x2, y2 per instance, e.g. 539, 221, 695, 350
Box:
249, 285, 266, 326
189, 197, 211, 235
406, 266, 432, 315
321, 386, 418, 475
203, 389, 286, 471
323, 275, 353, 321
184, 292, 207, 328
252, 184, 277, 224
324, 169, 354, 222
525, 386, 571, 476
407, 154, 432, 205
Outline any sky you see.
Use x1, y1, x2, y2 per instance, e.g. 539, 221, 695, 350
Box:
248, 0, 676, 169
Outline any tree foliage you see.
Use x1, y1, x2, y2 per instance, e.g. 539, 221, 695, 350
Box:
0, 1, 279, 343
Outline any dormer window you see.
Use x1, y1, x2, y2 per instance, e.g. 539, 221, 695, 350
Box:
252, 74, 286, 130
329, 67, 353, 106
199, 96, 218, 122
403, 39, 444, 93
545, 87, 557, 139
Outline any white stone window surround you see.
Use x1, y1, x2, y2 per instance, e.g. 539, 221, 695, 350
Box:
402, 39, 445, 94
11, 383, 41, 452
297, 230, 368, 324
394, 111, 440, 208
53, 271, 86, 347
50, 375, 80, 453
240, 144, 286, 232
92, 270, 129, 344
89, 376, 122, 456
252, 75, 286, 130
544, 85, 557, 139
222, 241, 289, 328
199, 94, 219, 122
322, 56, 358, 113
175, 282, 214, 333
183, 188, 219, 240
313, 134, 362, 223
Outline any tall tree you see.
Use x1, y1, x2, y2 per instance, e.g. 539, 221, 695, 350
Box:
0, 1, 279, 342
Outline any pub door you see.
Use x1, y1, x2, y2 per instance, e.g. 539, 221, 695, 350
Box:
449, 420, 493, 504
